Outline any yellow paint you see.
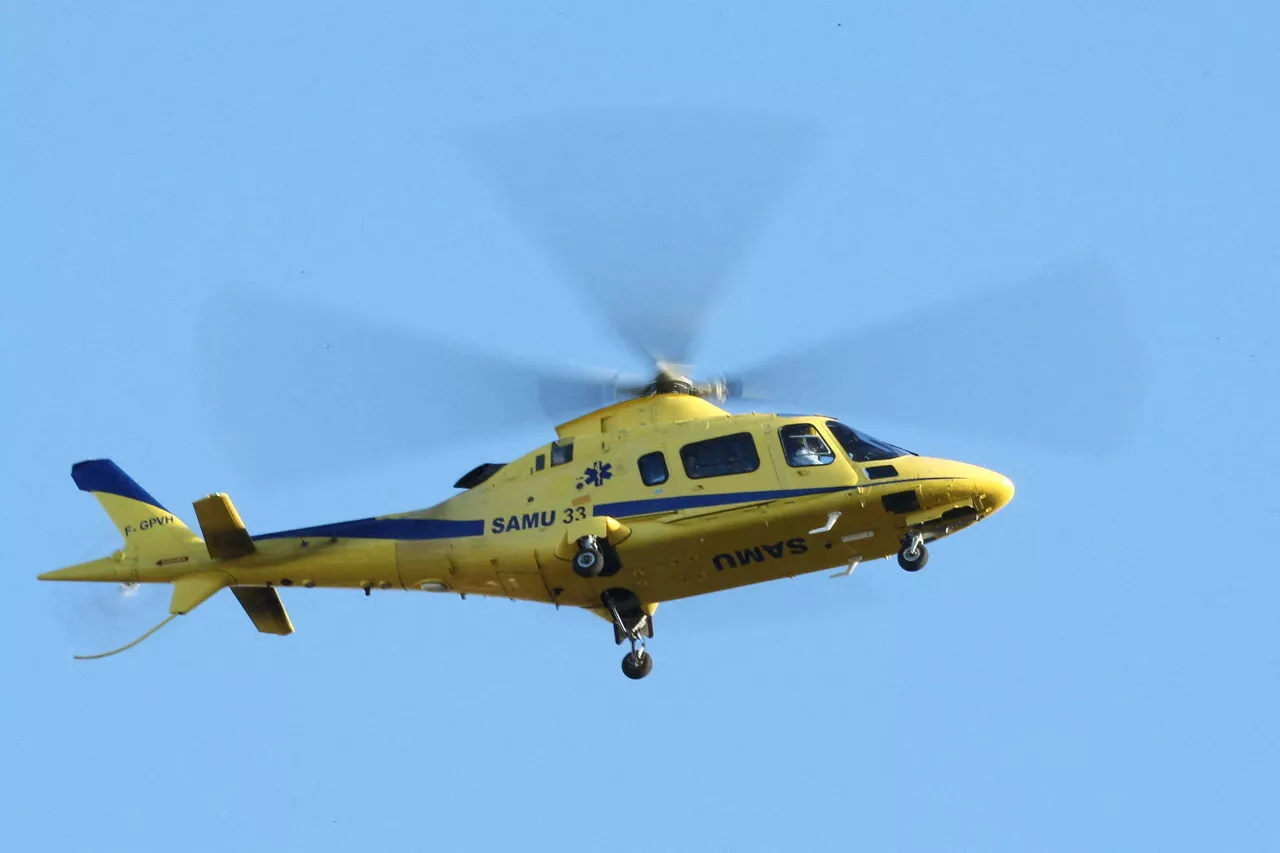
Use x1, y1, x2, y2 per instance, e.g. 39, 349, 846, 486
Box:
169, 571, 233, 615
38, 395, 1015, 653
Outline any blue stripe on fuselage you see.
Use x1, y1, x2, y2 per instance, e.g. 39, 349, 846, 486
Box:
250, 478, 954, 542
253, 517, 484, 541
594, 477, 956, 518
594, 486, 850, 518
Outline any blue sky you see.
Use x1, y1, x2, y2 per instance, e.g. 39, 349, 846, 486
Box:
2, 2, 1277, 850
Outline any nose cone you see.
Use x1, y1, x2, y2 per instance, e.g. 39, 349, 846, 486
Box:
978, 470, 1015, 514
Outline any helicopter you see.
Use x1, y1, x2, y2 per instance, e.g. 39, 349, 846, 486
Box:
38, 369, 1013, 678
36, 107, 1137, 678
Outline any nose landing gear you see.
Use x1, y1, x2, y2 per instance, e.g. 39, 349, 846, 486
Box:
898, 532, 929, 571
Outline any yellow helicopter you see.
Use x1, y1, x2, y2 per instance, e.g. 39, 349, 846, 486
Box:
39, 361, 1012, 679
37, 107, 1134, 678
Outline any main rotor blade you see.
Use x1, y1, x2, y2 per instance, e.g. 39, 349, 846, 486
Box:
198, 287, 624, 486
728, 265, 1145, 453
457, 105, 816, 368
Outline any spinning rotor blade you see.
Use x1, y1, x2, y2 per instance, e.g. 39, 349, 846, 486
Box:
728, 265, 1145, 452
457, 105, 816, 369
199, 288, 627, 485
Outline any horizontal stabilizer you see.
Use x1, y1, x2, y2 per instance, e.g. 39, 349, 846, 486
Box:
232, 587, 294, 635
170, 571, 232, 615
193, 493, 255, 560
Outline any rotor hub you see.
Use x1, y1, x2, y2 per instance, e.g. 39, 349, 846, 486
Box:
638, 365, 731, 402
643, 372, 696, 397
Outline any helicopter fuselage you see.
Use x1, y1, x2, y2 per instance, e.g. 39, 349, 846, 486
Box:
117, 395, 1011, 617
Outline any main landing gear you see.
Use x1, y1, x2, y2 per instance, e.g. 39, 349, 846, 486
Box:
898, 532, 929, 572
603, 588, 654, 680
622, 648, 653, 680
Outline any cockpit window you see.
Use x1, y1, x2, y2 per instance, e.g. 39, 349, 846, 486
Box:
825, 421, 913, 463
779, 424, 835, 467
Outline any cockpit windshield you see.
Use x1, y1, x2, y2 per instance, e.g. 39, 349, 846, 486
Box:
825, 421, 914, 463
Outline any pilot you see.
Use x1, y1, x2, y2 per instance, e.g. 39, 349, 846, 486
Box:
790, 436, 825, 466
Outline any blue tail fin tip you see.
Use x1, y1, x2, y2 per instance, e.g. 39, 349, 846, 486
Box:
71, 459, 169, 511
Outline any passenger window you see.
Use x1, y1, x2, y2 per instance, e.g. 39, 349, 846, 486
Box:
551, 440, 573, 466
638, 451, 668, 486
779, 424, 835, 468
680, 433, 760, 479
535, 454, 546, 472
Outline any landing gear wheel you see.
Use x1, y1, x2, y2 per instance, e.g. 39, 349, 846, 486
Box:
898, 534, 929, 572
622, 649, 653, 680
604, 589, 655, 680
573, 537, 603, 578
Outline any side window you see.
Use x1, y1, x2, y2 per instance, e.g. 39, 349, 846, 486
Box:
550, 440, 574, 466
779, 424, 835, 467
680, 432, 760, 479
535, 454, 546, 472
638, 451, 668, 486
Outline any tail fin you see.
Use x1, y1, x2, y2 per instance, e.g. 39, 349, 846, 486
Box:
69, 459, 205, 563
44, 460, 231, 660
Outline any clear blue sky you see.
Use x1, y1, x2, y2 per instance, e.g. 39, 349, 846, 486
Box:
3, 2, 1277, 851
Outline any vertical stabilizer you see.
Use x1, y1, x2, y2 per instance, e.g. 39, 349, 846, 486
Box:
70, 459, 205, 565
